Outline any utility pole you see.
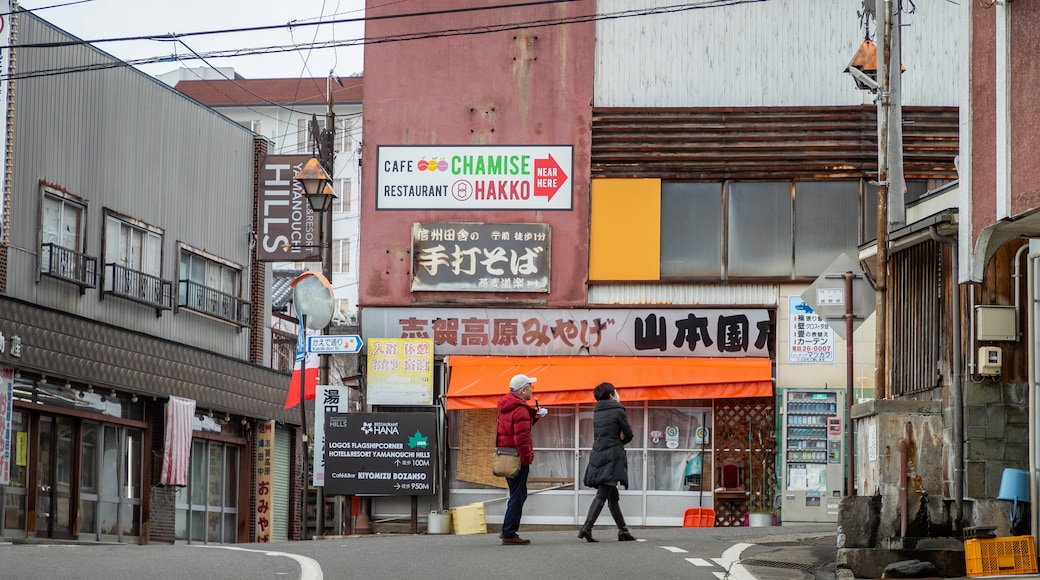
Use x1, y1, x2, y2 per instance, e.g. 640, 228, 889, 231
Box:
310, 71, 337, 538
874, 0, 895, 400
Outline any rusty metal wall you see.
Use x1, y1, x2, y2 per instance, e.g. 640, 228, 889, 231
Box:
591, 106, 959, 181
889, 240, 942, 395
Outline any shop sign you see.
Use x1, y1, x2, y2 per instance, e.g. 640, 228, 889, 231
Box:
411, 222, 549, 292
255, 420, 275, 543
0, 331, 22, 358
313, 386, 351, 487
367, 338, 434, 406
323, 412, 437, 496
256, 155, 320, 262
376, 145, 573, 210
361, 307, 770, 357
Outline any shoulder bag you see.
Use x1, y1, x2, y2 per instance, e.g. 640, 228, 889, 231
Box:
492, 447, 521, 478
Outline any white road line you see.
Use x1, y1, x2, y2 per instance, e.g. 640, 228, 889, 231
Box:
685, 557, 714, 566
661, 546, 689, 553
198, 545, 323, 580
713, 542, 756, 580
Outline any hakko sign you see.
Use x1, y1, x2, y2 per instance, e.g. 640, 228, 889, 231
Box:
257, 155, 320, 262
377, 145, 573, 210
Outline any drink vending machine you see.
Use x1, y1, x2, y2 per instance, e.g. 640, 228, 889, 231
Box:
779, 387, 846, 523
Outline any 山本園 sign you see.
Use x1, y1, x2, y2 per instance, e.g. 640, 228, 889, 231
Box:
376, 145, 573, 210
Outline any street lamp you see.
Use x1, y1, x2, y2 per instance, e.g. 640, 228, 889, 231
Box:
293, 157, 336, 540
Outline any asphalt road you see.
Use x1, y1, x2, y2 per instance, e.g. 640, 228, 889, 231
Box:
0, 524, 837, 580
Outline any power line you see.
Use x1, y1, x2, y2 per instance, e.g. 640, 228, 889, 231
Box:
3, 0, 769, 81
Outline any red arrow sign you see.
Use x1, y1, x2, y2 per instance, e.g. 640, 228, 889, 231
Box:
533, 154, 568, 201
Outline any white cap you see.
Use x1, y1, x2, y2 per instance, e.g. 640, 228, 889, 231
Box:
509, 374, 537, 392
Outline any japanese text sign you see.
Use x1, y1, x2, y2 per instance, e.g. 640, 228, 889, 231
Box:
323, 412, 437, 496
367, 338, 435, 405
411, 222, 549, 292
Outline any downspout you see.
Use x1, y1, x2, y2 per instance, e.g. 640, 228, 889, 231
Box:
1025, 243, 1040, 544
930, 226, 963, 531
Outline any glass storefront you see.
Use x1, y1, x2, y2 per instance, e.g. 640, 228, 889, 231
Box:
175, 439, 240, 544
448, 399, 714, 525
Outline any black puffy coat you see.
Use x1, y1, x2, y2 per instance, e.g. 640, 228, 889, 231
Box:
583, 399, 634, 488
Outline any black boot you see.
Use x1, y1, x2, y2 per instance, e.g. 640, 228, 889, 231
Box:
578, 498, 605, 542
608, 495, 636, 541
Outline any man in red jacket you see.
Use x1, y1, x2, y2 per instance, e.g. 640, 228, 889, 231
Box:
497, 373, 548, 545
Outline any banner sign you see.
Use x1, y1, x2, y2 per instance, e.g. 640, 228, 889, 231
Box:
361, 307, 770, 357
323, 412, 437, 496
0, 367, 11, 484
376, 145, 573, 210
788, 296, 834, 363
411, 222, 550, 292
257, 155, 320, 262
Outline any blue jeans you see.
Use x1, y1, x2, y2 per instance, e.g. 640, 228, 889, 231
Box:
501, 464, 529, 538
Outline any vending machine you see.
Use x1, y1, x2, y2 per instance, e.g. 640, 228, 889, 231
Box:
779, 387, 846, 523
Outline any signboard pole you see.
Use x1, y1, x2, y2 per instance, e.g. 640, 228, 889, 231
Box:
299, 315, 310, 540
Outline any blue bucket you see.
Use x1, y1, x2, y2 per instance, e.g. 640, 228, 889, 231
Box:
997, 468, 1031, 503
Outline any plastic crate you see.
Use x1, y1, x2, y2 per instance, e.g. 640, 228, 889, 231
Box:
964, 536, 1038, 577
450, 502, 487, 535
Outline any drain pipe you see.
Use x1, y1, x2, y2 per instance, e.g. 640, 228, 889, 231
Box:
898, 430, 908, 538
1025, 243, 1040, 543
930, 226, 963, 531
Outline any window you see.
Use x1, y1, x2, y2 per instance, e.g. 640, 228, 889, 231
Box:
333, 239, 350, 274
175, 439, 239, 544
178, 248, 249, 326
104, 212, 170, 308
334, 178, 352, 214
40, 186, 96, 287
656, 179, 860, 281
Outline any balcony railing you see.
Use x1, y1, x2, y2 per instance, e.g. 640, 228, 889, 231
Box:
178, 279, 251, 327
41, 243, 97, 293
103, 263, 173, 315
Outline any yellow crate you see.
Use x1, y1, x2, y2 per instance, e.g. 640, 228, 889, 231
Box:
450, 502, 487, 535
965, 536, 1038, 577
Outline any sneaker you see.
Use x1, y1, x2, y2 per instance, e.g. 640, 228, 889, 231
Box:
501, 535, 531, 545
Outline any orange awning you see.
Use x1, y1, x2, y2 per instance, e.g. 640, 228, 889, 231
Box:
445, 356, 773, 410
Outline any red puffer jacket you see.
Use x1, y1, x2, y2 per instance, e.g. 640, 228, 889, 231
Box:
496, 392, 537, 465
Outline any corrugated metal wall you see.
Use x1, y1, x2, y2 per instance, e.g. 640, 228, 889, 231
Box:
595, 0, 960, 108
591, 106, 959, 180
7, 13, 256, 358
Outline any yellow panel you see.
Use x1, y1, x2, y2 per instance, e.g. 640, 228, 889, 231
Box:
590, 178, 661, 280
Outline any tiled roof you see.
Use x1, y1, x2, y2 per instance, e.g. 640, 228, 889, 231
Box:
175, 76, 363, 106
271, 269, 307, 312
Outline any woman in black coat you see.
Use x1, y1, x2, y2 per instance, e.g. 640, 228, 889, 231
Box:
579, 382, 636, 542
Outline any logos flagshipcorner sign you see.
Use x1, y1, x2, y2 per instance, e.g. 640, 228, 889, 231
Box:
376, 145, 573, 210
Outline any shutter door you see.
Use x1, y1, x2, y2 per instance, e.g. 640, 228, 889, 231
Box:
272, 427, 291, 541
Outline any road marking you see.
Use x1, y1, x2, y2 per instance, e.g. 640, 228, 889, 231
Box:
685, 557, 713, 566
661, 546, 688, 553
713, 542, 755, 580
198, 545, 323, 580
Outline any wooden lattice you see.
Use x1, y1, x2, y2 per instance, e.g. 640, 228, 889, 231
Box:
713, 397, 777, 527
456, 409, 507, 489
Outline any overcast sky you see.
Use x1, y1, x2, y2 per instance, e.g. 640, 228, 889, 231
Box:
16, 0, 367, 80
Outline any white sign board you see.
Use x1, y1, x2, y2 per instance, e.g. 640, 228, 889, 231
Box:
788, 296, 834, 363
376, 145, 573, 210
308, 335, 363, 354
313, 385, 352, 487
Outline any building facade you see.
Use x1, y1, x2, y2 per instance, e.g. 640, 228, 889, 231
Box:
357, 0, 959, 529
0, 11, 305, 544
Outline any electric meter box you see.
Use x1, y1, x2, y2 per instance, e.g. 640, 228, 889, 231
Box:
975, 306, 1017, 341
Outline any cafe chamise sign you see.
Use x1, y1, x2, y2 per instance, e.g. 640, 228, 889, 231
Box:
376, 145, 573, 210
